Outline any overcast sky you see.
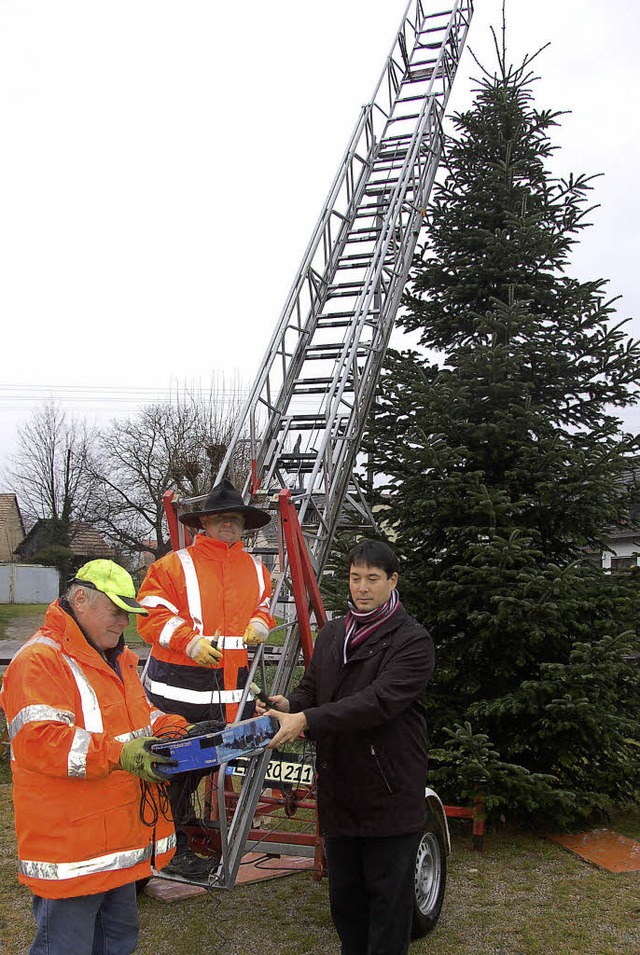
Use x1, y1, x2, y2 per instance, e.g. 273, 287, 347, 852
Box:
1, 0, 639, 469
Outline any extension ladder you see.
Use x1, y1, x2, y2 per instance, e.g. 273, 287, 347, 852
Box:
167, 0, 474, 889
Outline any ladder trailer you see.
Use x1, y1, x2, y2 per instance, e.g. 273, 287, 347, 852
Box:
161, 0, 474, 937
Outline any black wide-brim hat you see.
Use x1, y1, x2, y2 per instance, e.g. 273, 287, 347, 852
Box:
178, 479, 271, 531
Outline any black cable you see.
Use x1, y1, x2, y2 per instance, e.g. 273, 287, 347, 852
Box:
138, 724, 191, 827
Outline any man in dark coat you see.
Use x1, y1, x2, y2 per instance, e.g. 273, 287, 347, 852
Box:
257, 539, 435, 955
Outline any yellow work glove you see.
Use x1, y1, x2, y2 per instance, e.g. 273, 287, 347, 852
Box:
119, 737, 176, 782
243, 619, 269, 645
186, 636, 224, 666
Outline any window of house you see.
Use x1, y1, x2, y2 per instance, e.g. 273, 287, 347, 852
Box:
610, 556, 639, 574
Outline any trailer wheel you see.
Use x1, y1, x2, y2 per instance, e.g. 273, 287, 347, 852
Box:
411, 810, 447, 938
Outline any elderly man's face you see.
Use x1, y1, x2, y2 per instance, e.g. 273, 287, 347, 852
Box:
201, 511, 245, 545
73, 588, 130, 651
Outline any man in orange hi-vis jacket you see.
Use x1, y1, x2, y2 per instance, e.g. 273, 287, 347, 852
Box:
0, 559, 186, 955
137, 478, 274, 881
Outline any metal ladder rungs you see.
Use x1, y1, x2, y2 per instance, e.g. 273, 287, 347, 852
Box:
278, 451, 318, 462
328, 279, 368, 292
371, 152, 408, 166
335, 258, 375, 272
374, 146, 409, 159
339, 235, 383, 248
354, 198, 392, 213
378, 132, 413, 145
397, 91, 434, 103
304, 344, 346, 359
406, 68, 441, 82
387, 111, 421, 125
339, 232, 381, 246
317, 308, 380, 319
281, 416, 328, 430
352, 207, 387, 221
375, 143, 410, 156
338, 250, 377, 263
363, 184, 395, 196
292, 376, 335, 389
326, 288, 366, 300
346, 222, 383, 234
291, 384, 333, 396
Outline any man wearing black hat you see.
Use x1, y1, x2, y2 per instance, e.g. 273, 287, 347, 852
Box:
137, 479, 274, 880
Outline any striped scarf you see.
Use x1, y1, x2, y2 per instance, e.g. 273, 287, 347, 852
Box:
343, 588, 400, 663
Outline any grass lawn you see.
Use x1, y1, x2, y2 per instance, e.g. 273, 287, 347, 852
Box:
0, 780, 638, 955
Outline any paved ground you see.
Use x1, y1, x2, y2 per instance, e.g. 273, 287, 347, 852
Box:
3, 613, 43, 641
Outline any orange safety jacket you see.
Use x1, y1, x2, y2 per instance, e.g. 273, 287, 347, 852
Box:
0, 600, 186, 900
137, 533, 274, 722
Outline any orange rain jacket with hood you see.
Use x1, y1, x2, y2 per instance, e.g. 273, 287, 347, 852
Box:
0, 600, 186, 900
137, 533, 275, 723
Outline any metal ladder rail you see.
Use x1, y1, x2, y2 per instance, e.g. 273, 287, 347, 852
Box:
247, 30, 453, 493
251, 8, 471, 515
255, 6, 473, 566
215, 2, 471, 498
192, 1, 474, 886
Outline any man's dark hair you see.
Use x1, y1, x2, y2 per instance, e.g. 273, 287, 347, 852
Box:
347, 539, 399, 577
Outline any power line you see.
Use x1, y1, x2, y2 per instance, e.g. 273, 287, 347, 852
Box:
0, 384, 249, 406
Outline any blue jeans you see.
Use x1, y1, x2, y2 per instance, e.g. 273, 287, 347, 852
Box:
30, 883, 138, 955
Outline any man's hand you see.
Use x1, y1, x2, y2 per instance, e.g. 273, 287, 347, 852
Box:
243, 619, 269, 645
186, 636, 223, 666
119, 737, 176, 782
255, 694, 289, 717
267, 710, 308, 749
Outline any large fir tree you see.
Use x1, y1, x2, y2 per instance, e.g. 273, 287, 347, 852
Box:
368, 39, 640, 825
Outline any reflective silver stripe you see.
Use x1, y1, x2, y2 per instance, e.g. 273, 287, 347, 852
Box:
19, 844, 153, 881
12, 634, 62, 660
215, 636, 245, 650
114, 724, 153, 743
60, 653, 102, 777
140, 594, 180, 615
155, 833, 176, 856
144, 678, 249, 706
62, 655, 103, 733
8, 705, 75, 740
10, 638, 148, 778
250, 555, 266, 603
256, 595, 270, 614
177, 549, 204, 635
149, 709, 165, 723
159, 615, 186, 648
68, 727, 92, 778
251, 556, 272, 614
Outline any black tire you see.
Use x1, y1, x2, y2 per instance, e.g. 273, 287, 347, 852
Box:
411, 809, 447, 938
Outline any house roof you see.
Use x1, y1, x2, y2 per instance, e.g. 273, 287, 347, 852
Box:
15, 519, 114, 558
0, 493, 26, 536
69, 522, 114, 557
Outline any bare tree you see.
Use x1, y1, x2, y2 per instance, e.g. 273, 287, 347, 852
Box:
6, 401, 96, 531
89, 380, 248, 565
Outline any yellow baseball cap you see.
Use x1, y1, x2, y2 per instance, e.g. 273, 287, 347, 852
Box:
72, 559, 149, 616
